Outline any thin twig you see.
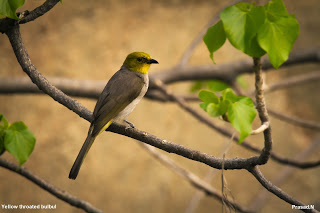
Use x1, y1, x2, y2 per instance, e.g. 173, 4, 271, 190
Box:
268, 108, 320, 130
251, 122, 270, 135
260, 71, 320, 94
0, 158, 103, 213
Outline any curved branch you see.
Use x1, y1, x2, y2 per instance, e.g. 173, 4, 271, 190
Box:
248, 166, 318, 213
0, 0, 60, 33
5, 25, 92, 122
0, 158, 103, 213
19, 0, 61, 24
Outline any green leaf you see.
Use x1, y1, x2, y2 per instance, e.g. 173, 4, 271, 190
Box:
222, 88, 241, 103
0, 128, 4, 154
207, 99, 229, 118
207, 103, 221, 117
203, 20, 226, 63
227, 97, 256, 143
198, 90, 219, 104
220, 3, 266, 57
257, 15, 299, 69
236, 76, 248, 89
208, 80, 230, 92
0, 113, 9, 128
264, 0, 289, 20
4, 121, 36, 166
190, 81, 207, 93
200, 102, 209, 111
0, 0, 25, 20
0, 114, 8, 154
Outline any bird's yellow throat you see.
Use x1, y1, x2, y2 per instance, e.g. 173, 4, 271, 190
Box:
123, 52, 156, 74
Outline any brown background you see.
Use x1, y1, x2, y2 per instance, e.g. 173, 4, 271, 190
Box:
0, 0, 319, 212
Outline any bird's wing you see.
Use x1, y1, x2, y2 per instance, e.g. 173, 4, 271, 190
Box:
91, 69, 145, 137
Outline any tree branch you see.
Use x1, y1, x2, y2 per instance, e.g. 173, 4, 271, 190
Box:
249, 135, 320, 211
150, 47, 320, 85
253, 57, 272, 164
0, 0, 60, 33
19, 0, 61, 24
248, 166, 318, 213
0, 158, 103, 213
262, 71, 320, 94
5, 24, 93, 122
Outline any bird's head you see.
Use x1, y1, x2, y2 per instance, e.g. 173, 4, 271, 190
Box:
123, 52, 158, 74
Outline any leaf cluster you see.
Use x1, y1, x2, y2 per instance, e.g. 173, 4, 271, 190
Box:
203, 0, 299, 69
199, 84, 256, 143
0, 114, 36, 166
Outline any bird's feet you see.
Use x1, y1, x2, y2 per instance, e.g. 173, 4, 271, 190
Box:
124, 120, 135, 130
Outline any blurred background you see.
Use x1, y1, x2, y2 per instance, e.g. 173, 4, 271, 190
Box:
0, 0, 319, 212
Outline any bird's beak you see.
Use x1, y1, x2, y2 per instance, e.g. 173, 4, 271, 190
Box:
147, 59, 159, 64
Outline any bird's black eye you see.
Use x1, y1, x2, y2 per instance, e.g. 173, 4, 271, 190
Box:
137, 57, 143, 62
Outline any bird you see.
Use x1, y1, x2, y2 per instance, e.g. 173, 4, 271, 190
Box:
69, 52, 158, 179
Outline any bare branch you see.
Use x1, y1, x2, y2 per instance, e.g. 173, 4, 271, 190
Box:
268, 108, 320, 131
253, 57, 272, 164
263, 71, 320, 94
5, 25, 93, 122
248, 166, 318, 213
150, 47, 320, 85
0, 0, 60, 33
0, 158, 103, 213
0, 76, 105, 99
19, 0, 61, 24
249, 135, 320, 211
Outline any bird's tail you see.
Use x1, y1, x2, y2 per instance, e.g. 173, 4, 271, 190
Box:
69, 125, 96, 180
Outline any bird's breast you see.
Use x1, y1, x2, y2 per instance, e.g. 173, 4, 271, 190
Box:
114, 74, 149, 121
